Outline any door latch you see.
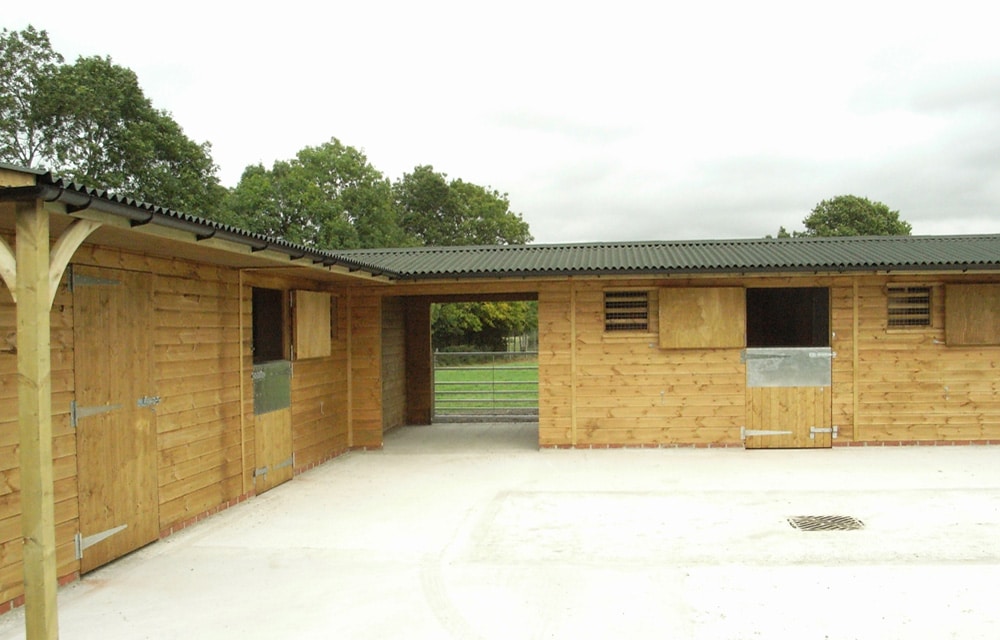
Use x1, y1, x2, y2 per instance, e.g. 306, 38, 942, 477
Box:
137, 396, 161, 408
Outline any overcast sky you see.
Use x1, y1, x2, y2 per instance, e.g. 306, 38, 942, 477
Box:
7, 0, 1000, 243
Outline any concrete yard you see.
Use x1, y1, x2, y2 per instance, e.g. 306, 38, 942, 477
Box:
2, 423, 1000, 639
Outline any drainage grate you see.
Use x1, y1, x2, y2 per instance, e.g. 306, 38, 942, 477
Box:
788, 515, 865, 531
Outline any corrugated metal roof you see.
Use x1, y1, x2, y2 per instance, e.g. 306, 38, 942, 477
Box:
0, 165, 396, 277
6, 164, 997, 282
333, 235, 1000, 279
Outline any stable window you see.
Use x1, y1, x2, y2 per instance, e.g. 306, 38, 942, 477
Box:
604, 291, 649, 332
252, 287, 287, 363
746, 287, 829, 347
887, 286, 931, 328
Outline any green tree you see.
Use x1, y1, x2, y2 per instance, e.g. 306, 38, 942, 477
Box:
0, 26, 225, 218
226, 138, 408, 249
432, 301, 537, 352
779, 195, 912, 237
394, 165, 532, 245
0, 25, 63, 166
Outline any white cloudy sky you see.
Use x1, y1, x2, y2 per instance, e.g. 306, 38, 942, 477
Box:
7, 0, 1000, 243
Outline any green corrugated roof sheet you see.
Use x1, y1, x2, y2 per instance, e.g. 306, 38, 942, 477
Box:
332, 235, 1000, 280
5, 164, 997, 282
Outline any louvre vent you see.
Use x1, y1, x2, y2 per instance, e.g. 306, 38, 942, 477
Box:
887, 286, 931, 327
604, 291, 649, 332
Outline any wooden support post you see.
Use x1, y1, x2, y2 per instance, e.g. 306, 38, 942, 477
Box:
570, 282, 577, 446
0, 234, 15, 302
404, 298, 433, 425
16, 200, 59, 639
346, 291, 354, 448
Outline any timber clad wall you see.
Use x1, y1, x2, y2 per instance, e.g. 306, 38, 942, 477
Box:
0, 235, 359, 605
854, 275, 1000, 442
381, 298, 406, 433
538, 283, 573, 446
292, 293, 350, 470
539, 279, 745, 447
154, 263, 243, 531
538, 274, 1000, 448
350, 292, 383, 448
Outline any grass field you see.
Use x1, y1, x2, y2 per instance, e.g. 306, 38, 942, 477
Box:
434, 359, 538, 414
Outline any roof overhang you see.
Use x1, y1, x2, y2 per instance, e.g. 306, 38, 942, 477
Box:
0, 168, 396, 285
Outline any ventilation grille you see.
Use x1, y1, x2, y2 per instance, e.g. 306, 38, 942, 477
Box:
887, 286, 931, 327
604, 291, 649, 332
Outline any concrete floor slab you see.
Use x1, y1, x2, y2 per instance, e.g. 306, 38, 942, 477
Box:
2, 423, 1000, 639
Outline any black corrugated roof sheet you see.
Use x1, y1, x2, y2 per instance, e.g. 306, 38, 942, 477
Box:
332, 235, 1000, 279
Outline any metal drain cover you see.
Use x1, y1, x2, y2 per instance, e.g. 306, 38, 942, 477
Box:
788, 515, 865, 531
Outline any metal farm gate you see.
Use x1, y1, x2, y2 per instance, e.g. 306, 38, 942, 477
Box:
433, 351, 539, 421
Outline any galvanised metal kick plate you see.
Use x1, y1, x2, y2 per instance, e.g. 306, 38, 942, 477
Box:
743, 347, 834, 388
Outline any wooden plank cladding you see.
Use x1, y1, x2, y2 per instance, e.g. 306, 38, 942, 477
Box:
0, 240, 361, 607
540, 280, 746, 447
536, 273, 1000, 448
381, 297, 406, 432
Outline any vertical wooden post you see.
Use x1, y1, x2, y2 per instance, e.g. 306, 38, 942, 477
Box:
404, 297, 433, 425
346, 291, 354, 448
852, 277, 860, 441
570, 281, 577, 446
16, 200, 59, 639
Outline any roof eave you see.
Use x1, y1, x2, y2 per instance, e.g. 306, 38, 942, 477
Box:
389, 262, 1000, 281
0, 182, 401, 280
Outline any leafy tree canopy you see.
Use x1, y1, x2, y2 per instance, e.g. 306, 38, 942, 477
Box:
394, 165, 532, 245
432, 301, 537, 352
778, 195, 912, 237
0, 25, 63, 166
0, 25, 225, 218
225, 138, 409, 249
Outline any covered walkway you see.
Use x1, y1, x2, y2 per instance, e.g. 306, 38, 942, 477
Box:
1, 423, 999, 639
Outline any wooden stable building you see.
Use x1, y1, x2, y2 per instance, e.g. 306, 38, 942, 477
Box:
2, 165, 999, 636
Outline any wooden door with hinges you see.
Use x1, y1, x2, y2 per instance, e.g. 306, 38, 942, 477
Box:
253, 407, 293, 493
744, 385, 832, 449
73, 265, 159, 572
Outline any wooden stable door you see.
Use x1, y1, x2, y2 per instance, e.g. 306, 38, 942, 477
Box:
73, 266, 159, 573
251, 359, 294, 494
253, 407, 293, 493
743, 347, 834, 449
744, 386, 833, 449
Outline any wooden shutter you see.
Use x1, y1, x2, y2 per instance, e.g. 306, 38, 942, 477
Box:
293, 290, 332, 359
659, 287, 745, 349
945, 284, 1000, 345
